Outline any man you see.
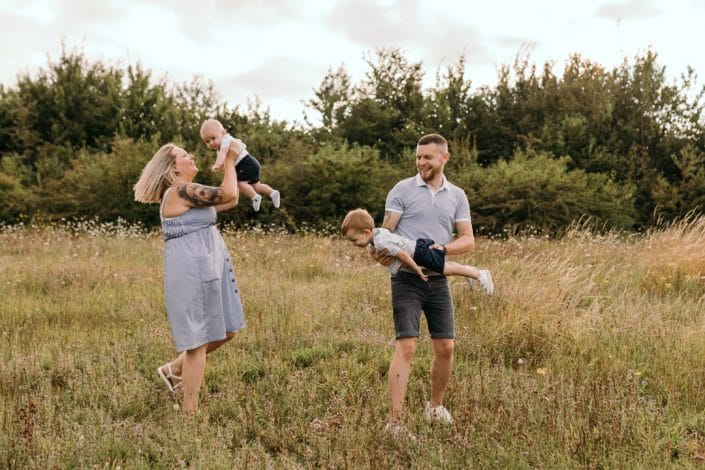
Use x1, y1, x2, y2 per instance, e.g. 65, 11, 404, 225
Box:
374, 133, 480, 437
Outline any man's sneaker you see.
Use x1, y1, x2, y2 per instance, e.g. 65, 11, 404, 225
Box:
252, 194, 262, 212
384, 422, 416, 441
270, 190, 280, 209
478, 269, 494, 295
423, 402, 453, 424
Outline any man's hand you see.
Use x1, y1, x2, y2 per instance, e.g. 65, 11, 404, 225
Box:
370, 248, 395, 267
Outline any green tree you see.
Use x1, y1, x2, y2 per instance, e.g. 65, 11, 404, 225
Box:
305, 65, 351, 134
339, 48, 424, 161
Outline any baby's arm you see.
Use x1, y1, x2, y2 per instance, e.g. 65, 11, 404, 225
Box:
395, 250, 428, 281
211, 146, 229, 172
211, 140, 243, 172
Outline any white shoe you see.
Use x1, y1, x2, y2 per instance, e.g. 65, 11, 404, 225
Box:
384, 422, 416, 441
157, 363, 182, 394
478, 269, 494, 295
252, 194, 262, 211
423, 402, 453, 424
270, 190, 280, 209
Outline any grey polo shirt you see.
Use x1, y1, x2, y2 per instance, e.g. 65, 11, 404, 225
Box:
385, 174, 471, 247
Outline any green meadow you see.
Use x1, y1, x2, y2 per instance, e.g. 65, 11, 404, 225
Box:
2, 218, 705, 468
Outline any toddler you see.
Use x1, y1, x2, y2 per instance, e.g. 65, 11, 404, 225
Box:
342, 208, 494, 294
200, 119, 280, 211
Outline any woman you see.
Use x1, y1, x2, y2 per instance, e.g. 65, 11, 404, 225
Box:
134, 141, 245, 413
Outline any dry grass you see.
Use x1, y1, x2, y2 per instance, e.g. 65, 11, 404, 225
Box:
2, 218, 705, 467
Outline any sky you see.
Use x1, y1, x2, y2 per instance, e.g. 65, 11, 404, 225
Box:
0, 0, 703, 125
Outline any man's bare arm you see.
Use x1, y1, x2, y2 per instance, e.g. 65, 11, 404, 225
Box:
382, 210, 402, 232
444, 220, 475, 255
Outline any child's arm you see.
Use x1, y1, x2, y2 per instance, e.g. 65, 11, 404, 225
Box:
395, 250, 428, 281
211, 146, 229, 172
211, 140, 243, 172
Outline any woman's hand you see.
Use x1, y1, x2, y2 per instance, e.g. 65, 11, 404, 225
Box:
226, 140, 243, 160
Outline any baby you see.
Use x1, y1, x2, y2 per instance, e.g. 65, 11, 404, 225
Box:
342, 208, 494, 294
200, 119, 280, 211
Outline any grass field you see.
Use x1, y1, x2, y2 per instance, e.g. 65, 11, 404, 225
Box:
2, 218, 705, 468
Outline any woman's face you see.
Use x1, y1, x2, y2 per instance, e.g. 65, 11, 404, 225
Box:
172, 147, 198, 181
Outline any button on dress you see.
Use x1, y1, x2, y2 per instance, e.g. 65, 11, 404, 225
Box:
160, 188, 245, 351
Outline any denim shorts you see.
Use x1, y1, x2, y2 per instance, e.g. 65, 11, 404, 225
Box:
413, 238, 446, 274
391, 271, 455, 339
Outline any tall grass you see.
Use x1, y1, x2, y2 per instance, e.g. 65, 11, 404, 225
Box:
1, 217, 705, 467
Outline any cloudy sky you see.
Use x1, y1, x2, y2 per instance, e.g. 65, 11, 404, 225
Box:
0, 0, 702, 124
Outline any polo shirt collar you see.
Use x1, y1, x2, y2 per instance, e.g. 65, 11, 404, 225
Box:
414, 173, 449, 191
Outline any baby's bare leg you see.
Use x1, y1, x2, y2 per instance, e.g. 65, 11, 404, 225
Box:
251, 182, 274, 196
443, 261, 480, 279
238, 181, 257, 199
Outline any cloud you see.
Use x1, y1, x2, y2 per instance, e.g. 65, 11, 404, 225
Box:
423, 20, 493, 68
136, 0, 302, 44
0, 7, 67, 81
217, 56, 321, 101
326, 0, 422, 48
495, 35, 528, 50
595, 0, 660, 21
54, 0, 126, 26
326, 0, 492, 77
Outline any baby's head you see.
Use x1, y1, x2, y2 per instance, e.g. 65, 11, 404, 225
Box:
200, 119, 227, 150
341, 209, 375, 248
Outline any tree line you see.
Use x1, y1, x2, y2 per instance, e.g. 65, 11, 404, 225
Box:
0, 45, 703, 234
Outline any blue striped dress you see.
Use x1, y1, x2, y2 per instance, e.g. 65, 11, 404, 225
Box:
160, 188, 245, 351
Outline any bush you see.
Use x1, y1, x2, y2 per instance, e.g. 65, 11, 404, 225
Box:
466, 150, 636, 234
38, 137, 163, 225
0, 171, 35, 222
266, 142, 405, 230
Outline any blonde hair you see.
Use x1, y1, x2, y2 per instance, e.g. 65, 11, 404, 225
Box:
133, 143, 178, 203
200, 119, 225, 138
341, 208, 375, 235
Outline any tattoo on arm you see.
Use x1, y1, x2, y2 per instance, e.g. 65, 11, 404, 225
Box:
177, 183, 223, 207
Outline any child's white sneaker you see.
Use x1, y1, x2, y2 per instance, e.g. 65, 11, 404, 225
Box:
478, 269, 494, 295
252, 194, 262, 212
423, 402, 453, 424
270, 190, 280, 209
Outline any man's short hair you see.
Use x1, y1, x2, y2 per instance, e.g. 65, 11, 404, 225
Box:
417, 133, 448, 154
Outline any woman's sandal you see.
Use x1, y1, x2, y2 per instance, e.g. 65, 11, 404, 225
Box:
157, 363, 182, 393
